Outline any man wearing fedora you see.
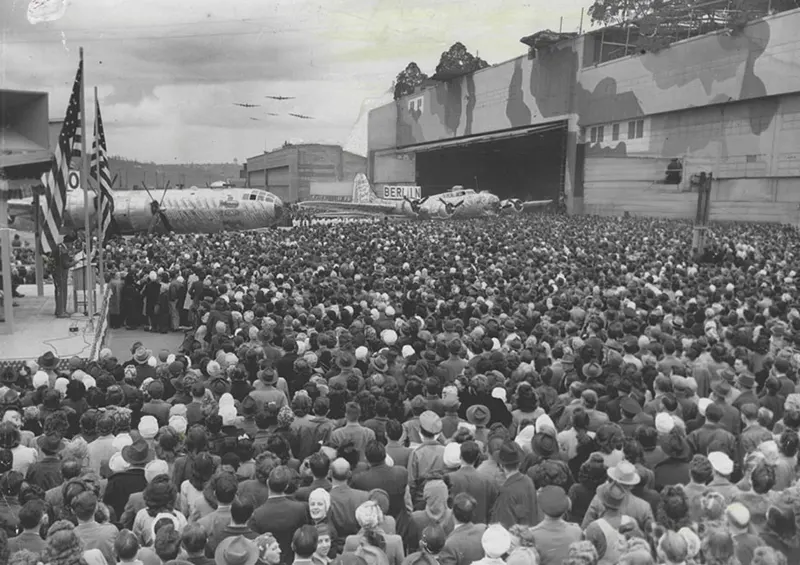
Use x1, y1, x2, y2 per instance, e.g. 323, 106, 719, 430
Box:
36, 351, 60, 388
27, 432, 65, 490
580, 461, 654, 533
249, 369, 288, 412
215, 535, 260, 565
710, 380, 742, 435
733, 373, 759, 411
529, 486, 582, 565
103, 438, 151, 522
491, 441, 539, 529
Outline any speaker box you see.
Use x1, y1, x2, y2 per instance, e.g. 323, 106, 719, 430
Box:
0, 89, 52, 170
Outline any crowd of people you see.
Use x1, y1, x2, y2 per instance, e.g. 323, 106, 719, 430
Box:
0, 213, 799, 565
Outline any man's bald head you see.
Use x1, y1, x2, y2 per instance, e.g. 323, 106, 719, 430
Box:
330, 457, 351, 481
61, 458, 83, 481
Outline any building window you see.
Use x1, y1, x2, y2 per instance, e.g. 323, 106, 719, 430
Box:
590, 126, 605, 143
628, 119, 644, 139
612, 123, 620, 141
408, 97, 423, 113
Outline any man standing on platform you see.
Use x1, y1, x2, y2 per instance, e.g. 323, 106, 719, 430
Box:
49, 242, 72, 318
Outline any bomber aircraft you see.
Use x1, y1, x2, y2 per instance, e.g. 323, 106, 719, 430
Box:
298, 173, 552, 219
6, 183, 285, 236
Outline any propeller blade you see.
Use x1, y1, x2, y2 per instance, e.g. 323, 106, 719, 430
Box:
111, 174, 119, 189
158, 185, 169, 209
142, 182, 157, 203
159, 212, 171, 233
165, 180, 171, 190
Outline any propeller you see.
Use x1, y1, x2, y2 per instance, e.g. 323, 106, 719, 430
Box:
142, 182, 174, 234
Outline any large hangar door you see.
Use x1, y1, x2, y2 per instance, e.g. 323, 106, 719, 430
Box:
413, 122, 567, 201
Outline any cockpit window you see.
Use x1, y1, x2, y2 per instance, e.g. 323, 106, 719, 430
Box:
257, 194, 266, 201
249, 193, 258, 200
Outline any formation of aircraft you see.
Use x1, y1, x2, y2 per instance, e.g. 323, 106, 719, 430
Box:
298, 174, 552, 220
6, 184, 285, 236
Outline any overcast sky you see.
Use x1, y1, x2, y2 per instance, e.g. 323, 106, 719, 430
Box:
1, 0, 588, 163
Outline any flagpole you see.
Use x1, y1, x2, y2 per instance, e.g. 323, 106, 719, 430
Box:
94, 86, 105, 299
79, 47, 94, 316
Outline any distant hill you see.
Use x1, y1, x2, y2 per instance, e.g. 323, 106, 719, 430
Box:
107, 157, 243, 190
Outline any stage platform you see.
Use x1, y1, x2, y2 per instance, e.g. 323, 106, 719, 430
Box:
0, 283, 103, 365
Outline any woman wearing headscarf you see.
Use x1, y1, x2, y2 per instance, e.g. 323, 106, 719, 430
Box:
569, 454, 607, 525
591, 423, 625, 469
368, 489, 397, 535
133, 475, 187, 546
309, 488, 341, 557
401, 525, 446, 565
254, 533, 282, 565
406, 480, 454, 553
507, 526, 541, 565
343, 501, 404, 565
42, 520, 106, 565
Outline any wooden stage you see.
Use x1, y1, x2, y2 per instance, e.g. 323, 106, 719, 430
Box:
0, 283, 103, 364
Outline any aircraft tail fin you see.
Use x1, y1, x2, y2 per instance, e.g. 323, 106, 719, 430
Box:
352, 173, 376, 204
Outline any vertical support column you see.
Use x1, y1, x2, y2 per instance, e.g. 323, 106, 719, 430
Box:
33, 192, 44, 296
0, 190, 14, 333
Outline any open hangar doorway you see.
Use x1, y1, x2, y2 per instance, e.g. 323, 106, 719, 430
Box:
413, 121, 567, 201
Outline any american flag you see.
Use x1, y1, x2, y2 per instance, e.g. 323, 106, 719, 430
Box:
39, 60, 83, 254
91, 97, 114, 244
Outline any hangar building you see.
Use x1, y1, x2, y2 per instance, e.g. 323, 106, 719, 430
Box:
368, 8, 800, 224
244, 144, 366, 203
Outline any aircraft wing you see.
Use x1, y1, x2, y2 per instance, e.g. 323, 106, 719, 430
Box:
521, 199, 554, 210
298, 200, 399, 215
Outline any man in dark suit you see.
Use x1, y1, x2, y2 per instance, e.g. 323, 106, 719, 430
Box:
249, 466, 308, 563
491, 441, 539, 529
447, 441, 497, 525
103, 439, 150, 522
711, 381, 741, 435
438, 493, 486, 565
351, 440, 408, 519
328, 458, 369, 538
294, 452, 332, 502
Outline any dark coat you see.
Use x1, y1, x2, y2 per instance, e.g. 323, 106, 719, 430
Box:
437, 523, 487, 565
492, 472, 540, 529
249, 497, 309, 564
104, 468, 147, 522
447, 466, 498, 525
351, 463, 408, 519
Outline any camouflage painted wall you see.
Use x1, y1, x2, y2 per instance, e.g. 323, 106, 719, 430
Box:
583, 93, 800, 223
578, 9, 800, 129
387, 43, 575, 148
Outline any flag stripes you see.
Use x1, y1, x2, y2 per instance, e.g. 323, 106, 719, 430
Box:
39, 61, 83, 254
91, 97, 114, 244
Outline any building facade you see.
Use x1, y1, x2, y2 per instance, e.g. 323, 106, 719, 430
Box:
368, 8, 800, 224
244, 144, 366, 203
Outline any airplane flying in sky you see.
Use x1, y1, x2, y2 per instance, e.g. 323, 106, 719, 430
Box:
288, 113, 314, 120
265, 95, 295, 100
234, 102, 260, 108
298, 174, 552, 219
7, 186, 285, 236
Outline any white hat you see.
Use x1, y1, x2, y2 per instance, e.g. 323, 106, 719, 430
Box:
708, 451, 733, 476
54, 378, 69, 395
355, 346, 369, 361
219, 393, 235, 409
219, 405, 237, 426
402, 345, 415, 359
82, 376, 97, 390
144, 459, 169, 483
385, 306, 395, 317
381, 329, 398, 346
138, 416, 159, 440
443, 442, 461, 469
482, 525, 511, 558
108, 452, 131, 473
169, 415, 188, 435
655, 412, 675, 434
112, 434, 133, 452
33, 371, 49, 389
491, 387, 507, 402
